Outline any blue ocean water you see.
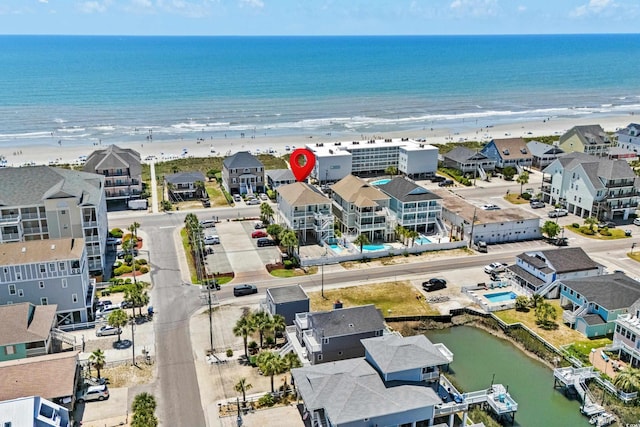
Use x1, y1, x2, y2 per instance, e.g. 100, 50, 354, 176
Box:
0, 34, 639, 147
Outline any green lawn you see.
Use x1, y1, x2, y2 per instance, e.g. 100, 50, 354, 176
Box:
564, 226, 631, 240
270, 266, 318, 278
180, 228, 199, 283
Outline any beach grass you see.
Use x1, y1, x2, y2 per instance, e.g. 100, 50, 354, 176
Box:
308, 281, 439, 316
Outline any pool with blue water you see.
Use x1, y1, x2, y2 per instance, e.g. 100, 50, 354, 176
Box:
483, 291, 517, 303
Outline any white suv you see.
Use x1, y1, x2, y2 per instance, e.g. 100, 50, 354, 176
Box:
484, 262, 508, 274
634, 218, 640, 226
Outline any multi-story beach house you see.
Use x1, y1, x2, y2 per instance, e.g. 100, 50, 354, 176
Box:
377, 176, 444, 236
83, 144, 143, 205
541, 152, 639, 221
307, 138, 438, 183
164, 171, 207, 201
616, 123, 640, 153
331, 175, 392, 242
480, 138, 533, 171
0, 166, 109, 275
610, 299, 640, 369
526, 140, 564, 170
275, 182, 334, 245
435, 189, 542, 245
292, 334, 461, 427
558, 125, 613, 157
265, 284, 310, 325
507, 247, 603, 297
222, 151, 265, 195
0, 302, 57, 361
0, 238, 96, 325
442, 146, 496, 179
294, 304, 386, 365
559, 272, 640, 338
266, 169, 296, 189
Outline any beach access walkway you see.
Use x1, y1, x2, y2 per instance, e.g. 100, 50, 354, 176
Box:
150, 160, 159, 213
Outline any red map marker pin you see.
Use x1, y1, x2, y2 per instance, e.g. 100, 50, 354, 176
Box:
290, 148, 316, 182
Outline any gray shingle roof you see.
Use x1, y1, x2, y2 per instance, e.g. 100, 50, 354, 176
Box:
361, 334, 449, 373
223, 151, 263, 169
0, 166, 104, 207
517, 248, 599, 275
292, 357, 441, 425
443, 147, 489, 163
506, 264, 545, 288
377, 177, 440, 203
526, 140, 564, 157
309, 305, 385, 338
266, 169, 295, 182
83, 144, 141, 176
267, 284, 309, 304
561, 272, 640, 310
164, 171, 206, 185
545, 152, 636, 188
560, 125, 611, 146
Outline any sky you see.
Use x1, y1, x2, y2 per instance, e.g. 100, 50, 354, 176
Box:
0, 0, 638, 36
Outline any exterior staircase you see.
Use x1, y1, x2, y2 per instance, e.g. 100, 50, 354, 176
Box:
535, 280, 559, 297
51, 328, 81, 351
477, 165, 487, 180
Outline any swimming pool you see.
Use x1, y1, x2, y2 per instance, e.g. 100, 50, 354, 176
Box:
370, 179, 391, 186
414, 235, 433, 245
483, 291, 517, 303
329, 244, 343, 254
362, 243, 392, 252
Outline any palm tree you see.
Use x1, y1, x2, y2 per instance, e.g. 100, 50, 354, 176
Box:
253, 311, 273, 348
132, 392, 157, 413
395, 225, 407, 245
613, 367, 640, 393
234, 378, 253, 404
534, 302, 557, 329
260, 203, 275, 225
584, 216, 598, 232
516, 171, 530, 195
385, 165, 398, 177
194, 180, 206, 199
282, 352, 302, 390
407, 230, 419, 247
256, 351, 285, 393
353, 233, 370, 253
233, 314, 257, 358
89, 349, 106, 379
271, 314, 286, 346
280, 229, 298, 257
107, 309, 129, 342
529, 293, 544, 308
129, 222, 141, 241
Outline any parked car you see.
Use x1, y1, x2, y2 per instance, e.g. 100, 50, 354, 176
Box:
251, 230, 268, 238
438, 179, 454, 187
422, 278, 447, 292
200, 219, 216, 228
233, 194, 242, 202
254, 221, 265, 229
203, 235, 220, 245
94, 299, 112, 310
548, 208, 568, 218
259, 193, 269, 201
116, 249, 138, 258
530, 201, 545, 209
95, 303, 122, 319
481, 204, 500, 211
233, 284, 258, 297
598, 221, 616, 229
76, 385, 109, 403
257, 237, 276, 247
484, 262, 508, 274
430, 176, 446, 183
96, 325, 122, 337
106, 237, 122, 245
201, 199, 211, 208
246, 199, 261, 205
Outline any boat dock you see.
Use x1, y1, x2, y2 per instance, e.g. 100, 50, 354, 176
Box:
463, 384, 519, 425
553, 367, 605, 416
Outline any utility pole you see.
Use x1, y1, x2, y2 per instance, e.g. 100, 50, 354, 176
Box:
208, 284, 214, 354
468, 207, 477, 248
131, 317, 136, 366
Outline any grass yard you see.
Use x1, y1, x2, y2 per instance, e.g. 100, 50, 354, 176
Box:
504, 193, 529, 204
270, 266, 318, 278
101, 363, 154, 388
564, 226, 631, 240
628, 252, 640, 262
308, 282, 439, 316
493, 300, 586, 347
180, 228, 199, 283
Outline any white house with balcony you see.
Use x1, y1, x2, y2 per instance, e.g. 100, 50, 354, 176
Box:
0, 166, 109, 275
541, 152, 639, 220
83, 144, 142, 205
616, 123, 640, 153
611, 298, 640, 370
0, 238, 95, 325
276, 182, 333, 245
331, 175, 392, 242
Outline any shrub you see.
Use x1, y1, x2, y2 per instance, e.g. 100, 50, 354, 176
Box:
521, 192, 532, 200
135, 258, 148, 265
226, 348, 233, 357
460, 177, 472, 186
113, 265, 133, 276
283, 260, 295, 269
139, 266, 150, 274
579, 226, 595, 235
248, 341, 258, 352
267, 189, 276, 200
109, 228, 123, 238
599, 228, 612, 236
258, 393, 275, 407
571, 223, 580, 228
265, 336, 275, 346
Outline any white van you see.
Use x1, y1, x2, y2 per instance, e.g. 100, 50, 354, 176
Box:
200, 219, 216, 228
95, 303, 122, 319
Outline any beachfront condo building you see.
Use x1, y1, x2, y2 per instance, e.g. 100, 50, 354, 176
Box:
0, 238, 96, 325
306, 138, 438, 184
542, 152, 639, 221
0, 166, 109, 275
276, 182, 334, 245
83, 144, 143, 206
558, 125, 613, 157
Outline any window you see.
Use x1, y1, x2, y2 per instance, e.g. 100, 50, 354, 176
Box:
4, 345, 15, 356
59, 262, 65, 271
15, 271, 21, 280
72, 293, 78, 303
8, 284, 16, 295
39, 281, 45, 289
61, 279, 68, 288
17, 289, 23, 297
41, 297, 48, 305
322, 338, 329, 344
39, 264, 46, 274
60, 210, 66, 215
317, 354, 323, 361
49, 263, 56, 272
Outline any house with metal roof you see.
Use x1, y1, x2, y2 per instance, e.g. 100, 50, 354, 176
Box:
265, 284, 309, 325
222, 151, 265, 195
164, 171, 207, 201
542, 152, 639, 220
507, 247, 603, 297
292, 334, 466, 427
526, 140, 564, 169
377, 176, 444, 236
0, 303, 57, 361
0, 166, 109, 274
558, 125, 613, 157
266, 169, 296, 189
480, 138, 533, 171
294, 304, 386, 365
442, 146, 496, 178
83, 144, 142, 204
0, 395, 71, 427
276, 182, 333, 244
331, 175, 392, 242
560, 272, 640, 338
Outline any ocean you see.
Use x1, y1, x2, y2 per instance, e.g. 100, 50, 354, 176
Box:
1, 34, 639, 148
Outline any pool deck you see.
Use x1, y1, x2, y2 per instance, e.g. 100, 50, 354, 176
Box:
465, 282, 524, 312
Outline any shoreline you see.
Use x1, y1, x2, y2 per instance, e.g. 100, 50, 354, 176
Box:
0, 113, 634, 168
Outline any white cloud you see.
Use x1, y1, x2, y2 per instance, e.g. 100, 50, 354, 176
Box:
39, 0, 49, 4
239, 0, 264, 10
571, 0, 616, 17
517, 5, 526, 12
450, 0, 499, 17
78, 1, 111, 14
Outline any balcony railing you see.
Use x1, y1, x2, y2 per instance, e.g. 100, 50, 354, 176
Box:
1, 232, 21, 241
83, 220, 98, 228
0, 215, 20, 224
21, 212, 41, 219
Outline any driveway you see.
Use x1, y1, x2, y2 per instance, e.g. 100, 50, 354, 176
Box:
216, 221, 270, 281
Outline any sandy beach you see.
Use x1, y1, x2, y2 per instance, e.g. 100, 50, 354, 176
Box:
1, 113, 636, 168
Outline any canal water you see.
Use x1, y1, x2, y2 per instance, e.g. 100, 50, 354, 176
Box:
426, 326, 591, 427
